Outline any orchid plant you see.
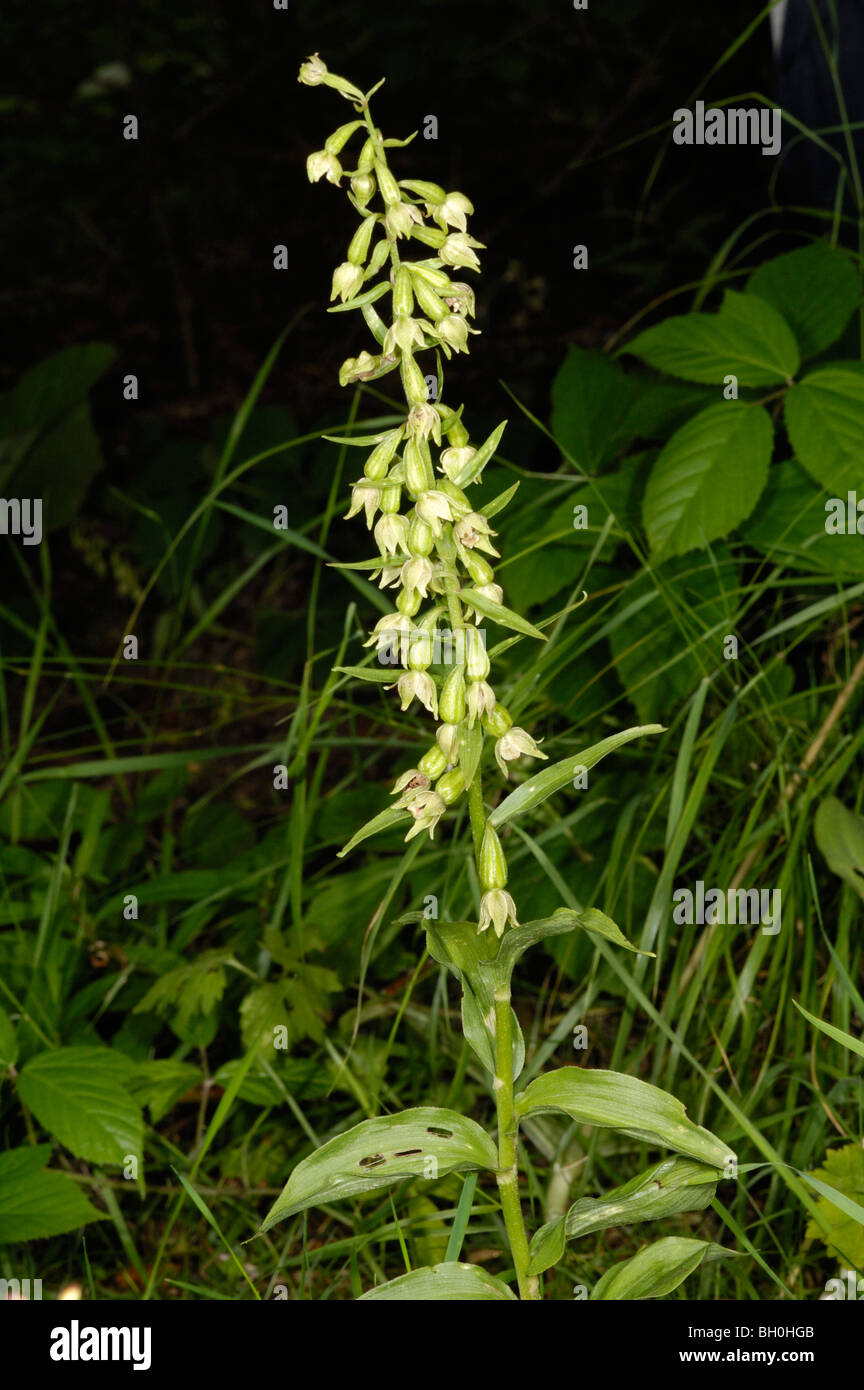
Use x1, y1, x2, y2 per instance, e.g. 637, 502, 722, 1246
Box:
259, 54, 738, 1302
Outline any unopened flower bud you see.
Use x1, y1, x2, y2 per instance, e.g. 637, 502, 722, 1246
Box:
483, 702, 514, 738
375, 160, 402, 204
351, 172, 376, 205
418, 745, 448, 780
404, 437, 435, 494
479, 823, 508, 891
478, 889, 519, 937
399, 179, 447, 204
357, 137, 376, 172
307, 150, 342, 185
363, 429, 403, 481
408, 512, 434, 556
397, 586, 422, 616
331, 261, 364, 303
324, 119, 364, 155
347, 215, 377, 266
393, 265, 414, 317
465, 628, 490, 680
439, 666, 467, 723
400, 351, 429, 405
436, 768, 466, 804
379, 482, 402, 514
412, 277, 449, 322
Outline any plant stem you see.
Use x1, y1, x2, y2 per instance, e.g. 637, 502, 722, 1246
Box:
493, 989, 540, 1300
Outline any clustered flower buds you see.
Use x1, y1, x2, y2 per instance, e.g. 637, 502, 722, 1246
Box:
303, 57, 548, 931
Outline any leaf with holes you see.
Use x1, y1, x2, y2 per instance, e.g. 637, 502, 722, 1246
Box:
643, 402, 773, 557
358, 1261, 517, 1301
515, 1067, 734, 1169
785, 367, 864, 493
17, 1047, 143, 1164
488, 725, 663, 828
528, 1157, 720, 1275
626, 291, 799, 387
259, 1107, 497, 1232
591, 1236, 738, 1300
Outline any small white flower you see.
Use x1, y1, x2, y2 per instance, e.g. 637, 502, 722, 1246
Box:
440, 232, 485, 272
374, 513, 410, 557
439, 445, 476, 483
464, 582, 503, 620
307, 149, 342, 185
330, 261, 364, 303
494, 727, 548, 779
384, 201, 423, 239
433, 192, 474, 232
406, 403, 442, 444
443, 282, 476, 317
391, 768, 430, 796
478, 889, 519, 937
383, 315, 428, 356
343, 483, 380, 529
401, 556, 435, 597
298, 53, 328, 86
404, 790, 447, 842
466, 679, 496, 728
436, 722, 460, 763
454, 511, 499, 555
415, 490, 454, 536
437, 314, 478, 353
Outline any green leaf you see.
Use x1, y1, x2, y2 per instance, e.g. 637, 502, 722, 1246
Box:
458, 722, 483, 789
17, 1047, 143, 1164
358, 1262, 517, 1300
814, 796, 864, 902
459, 588, 546, 640
453, 420, 507, 487
337, 804, 410, 859
550, 346, 642, 471
489, 725, 663, 828
0, 1004, 18, 1068
259, 1107, 498, 1232
626, 290, 799, 387
803, 1144, 864, 1267
785, 367, 864, 493
493, 910, 652, 993
529, 1157, 720, 1274
748, 241, 860, 359
427, 921, 524, 1078
643, 402, 773, 556
590, 1236, 737, 1300
740, 458, 864, 577
333, 664, 395, 684
515, 1067, 735, 1169
482, 481, 520, 520
527, 1217, 567, 1276
792, 1001, 864, 1060
0, 1146, 107, 1243
129, 1060, 202, 1124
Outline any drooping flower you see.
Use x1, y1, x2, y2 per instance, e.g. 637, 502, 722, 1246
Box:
494, 727, 548, 779
478, 890, 519, 937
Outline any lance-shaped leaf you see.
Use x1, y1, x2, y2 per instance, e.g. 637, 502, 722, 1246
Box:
358, 1262, 517, 1301
489, 725, 663, 828
332, 664, 396, 683
326, 281, 391, 313
493, 909, 651, 989
590, 1236, 738, 1300
528, 1157, 720, 1275
453, 420, 507, 488
459, 588, 546, 641
337, 804, 409, 859
458, 722, 483, 789
515, 1067, 735, 1170
259, 1107, 497, 1232
483, 481, 520, 520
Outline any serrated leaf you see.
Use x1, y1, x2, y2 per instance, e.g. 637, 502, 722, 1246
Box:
0, 1146, 107, 1243
515, 1067, 735, 1169
643, 402, 772, 556
488, 725, 663, 828
590, 1236, 737, 1300
358, 1261, 516, 1300
529, 1157, 719, 1275
814, 796, 864, 902
459, 588, 546, 640
337, 803, 410, 858
626, 290, 799, 387
17, 1047, 143, 1164
803, 1144, 864, 1267
785, 367, 864, 493
740, 458, 864, 576
748, 241, 859, 359
259, 1107, 497, 1231
551, 346, 642, 470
